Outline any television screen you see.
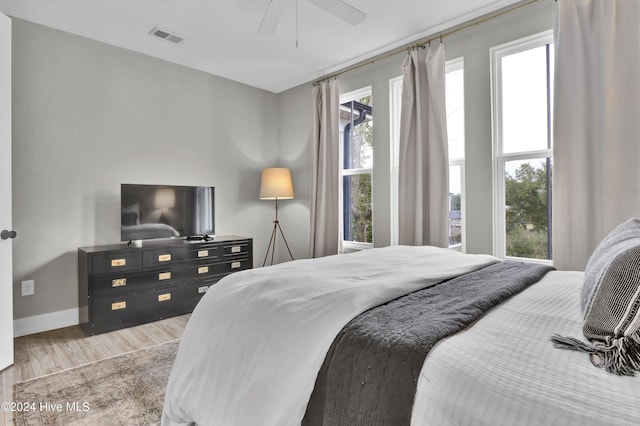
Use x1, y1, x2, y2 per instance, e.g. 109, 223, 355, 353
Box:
121, 184, 215, 241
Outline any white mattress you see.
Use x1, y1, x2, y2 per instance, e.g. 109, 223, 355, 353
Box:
411, 270, 640, 426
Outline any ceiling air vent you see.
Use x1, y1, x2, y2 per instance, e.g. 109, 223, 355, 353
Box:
149, 27, 184, 44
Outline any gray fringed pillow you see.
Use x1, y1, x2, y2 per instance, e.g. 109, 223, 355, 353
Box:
552, 218, 640, 375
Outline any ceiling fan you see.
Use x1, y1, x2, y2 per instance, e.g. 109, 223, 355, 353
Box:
258, 0, 367, 35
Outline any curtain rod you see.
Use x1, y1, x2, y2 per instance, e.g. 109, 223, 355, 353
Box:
312, 0, 541, 85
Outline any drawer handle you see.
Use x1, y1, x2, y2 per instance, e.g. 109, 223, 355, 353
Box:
231, 246, 241, 253
112, 301, 126, 310
158, 254, 172, 262
112, 278, 127, 288
111, 258, 126, 267
197, 250, 209, 258
158, 272, 172, 281
158, 293, 171, 302
231, 261, 241, 269
198, 285, 209, 294
198, 266, 209, 275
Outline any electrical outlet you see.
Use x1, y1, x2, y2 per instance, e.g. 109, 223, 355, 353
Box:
21, 280, 34, 296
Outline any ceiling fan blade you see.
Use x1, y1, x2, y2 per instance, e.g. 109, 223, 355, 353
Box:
258, 0, 288, 35
307, 0, 366, 26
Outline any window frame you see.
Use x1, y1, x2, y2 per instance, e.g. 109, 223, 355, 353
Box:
340, 86, 374, 250
490, 30, 553, 262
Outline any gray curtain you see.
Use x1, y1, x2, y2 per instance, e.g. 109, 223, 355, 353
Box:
309, 80, 341, 258
553, 0, 640, 270
398, 44, 449, 247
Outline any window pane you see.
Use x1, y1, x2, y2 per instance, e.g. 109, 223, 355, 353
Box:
448, 164, 462, 250
446, 68, 465, 160
343, 173, 372, 243
341, 97, 373, 170
341, 89, 373, 245
501, 45, 549, 154
504, 158, 552, 259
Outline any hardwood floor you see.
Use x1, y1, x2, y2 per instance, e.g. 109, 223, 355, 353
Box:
0, 314, 190, 426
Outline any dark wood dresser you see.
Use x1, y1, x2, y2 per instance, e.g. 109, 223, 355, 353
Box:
78, 236, 252, 335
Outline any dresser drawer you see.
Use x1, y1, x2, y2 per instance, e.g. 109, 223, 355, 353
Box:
92, 268, 184, 296
92, 251, 142, 274
187, 246, 221, 262
182, 257, 251, 279
184, 278, 221, 301
183, 276, 228, 310
92, 286, 185, 325
142, 247, 188, 268
220, 257, 252, 274
181, 259, 241, 280
222, 242, 251, 258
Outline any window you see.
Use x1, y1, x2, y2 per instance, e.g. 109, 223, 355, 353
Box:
389, 58, 466, 249
389, 77, 402, 246
340, 87, 373, 249
445, 58, 465, 250
491, 31, 553, 261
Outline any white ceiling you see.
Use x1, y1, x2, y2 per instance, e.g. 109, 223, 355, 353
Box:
0, 0, 521, 93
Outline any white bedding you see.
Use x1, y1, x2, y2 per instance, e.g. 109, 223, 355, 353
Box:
164, 249, 640, 426
162, 246, 498, 426
412, 270, 640, 425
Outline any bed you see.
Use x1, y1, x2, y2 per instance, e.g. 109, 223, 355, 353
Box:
162, 244, 640, 426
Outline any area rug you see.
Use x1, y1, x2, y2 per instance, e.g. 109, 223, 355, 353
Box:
13, 339, 180, 425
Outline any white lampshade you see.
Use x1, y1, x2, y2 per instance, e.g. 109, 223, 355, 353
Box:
259, 168, 294, 200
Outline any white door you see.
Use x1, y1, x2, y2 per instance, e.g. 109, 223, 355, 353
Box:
0, 12, 13, 371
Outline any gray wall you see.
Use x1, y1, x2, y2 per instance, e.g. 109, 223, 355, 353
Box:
11, 19, 278, 320
278, 0, 553, 258
275, 86, 313, 261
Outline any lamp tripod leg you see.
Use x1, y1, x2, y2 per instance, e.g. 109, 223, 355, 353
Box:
270, 223, 276, 266
276, 221, 294, 261
262, 220, 294, 266
262, 221, 279, 267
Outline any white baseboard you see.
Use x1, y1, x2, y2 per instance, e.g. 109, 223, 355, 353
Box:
13, 307, 85, 337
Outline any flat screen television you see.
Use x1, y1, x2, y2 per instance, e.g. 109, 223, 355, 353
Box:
121, 184, 215, 242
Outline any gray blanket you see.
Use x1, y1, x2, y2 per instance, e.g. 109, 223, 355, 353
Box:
302, 260, 554, 425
